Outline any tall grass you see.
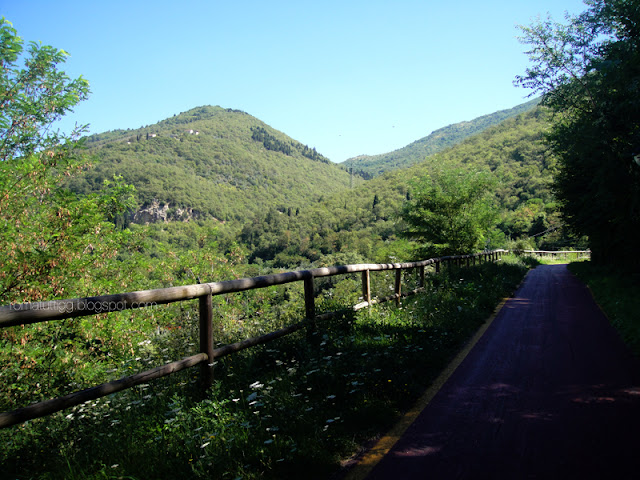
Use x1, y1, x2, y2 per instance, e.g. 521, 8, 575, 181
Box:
1, 256, 530, 479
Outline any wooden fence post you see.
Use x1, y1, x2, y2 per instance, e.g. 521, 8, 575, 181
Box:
199, 292, 214, 393
395, 269, 402, 307
304, 275, 316, 337
362, 270, 371, 306
418, 266, 425, 288
436, 260, 441, 274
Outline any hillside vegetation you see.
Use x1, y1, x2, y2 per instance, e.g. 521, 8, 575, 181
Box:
4, 3, 640, 477
68, 106, 355, 223
341, 98, 539, 178
240, 106, 568, 267
61, 101, 567, 271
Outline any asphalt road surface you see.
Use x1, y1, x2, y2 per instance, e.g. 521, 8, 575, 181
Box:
363, 264, 640, 479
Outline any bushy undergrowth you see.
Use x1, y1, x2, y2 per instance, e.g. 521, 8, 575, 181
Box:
1, 256, 530, 479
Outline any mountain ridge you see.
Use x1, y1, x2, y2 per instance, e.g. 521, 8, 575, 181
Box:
69, 99, 544, 232
342, 98, 540, 177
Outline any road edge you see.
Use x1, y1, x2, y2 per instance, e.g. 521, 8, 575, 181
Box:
341, 271, 529, 480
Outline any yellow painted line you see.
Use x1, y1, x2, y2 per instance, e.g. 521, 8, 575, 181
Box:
343, 297, 510, 480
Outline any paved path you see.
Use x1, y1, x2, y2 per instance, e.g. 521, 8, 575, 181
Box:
356, 264, 640, 479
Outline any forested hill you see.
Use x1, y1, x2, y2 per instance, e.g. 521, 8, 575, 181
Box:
240, 106, 561, 267
68, 105, 354, 223
342, 98, 540, 178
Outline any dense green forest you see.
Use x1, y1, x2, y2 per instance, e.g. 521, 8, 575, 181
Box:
239, 106, 570, 268
342, 97, 540, 178
67, 105, 356, 224
62, 99, 567, 271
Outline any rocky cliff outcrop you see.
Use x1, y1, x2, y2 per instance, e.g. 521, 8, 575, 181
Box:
132, 200, 199, 224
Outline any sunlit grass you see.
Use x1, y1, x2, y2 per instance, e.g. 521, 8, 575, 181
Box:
521, 252, 590, 265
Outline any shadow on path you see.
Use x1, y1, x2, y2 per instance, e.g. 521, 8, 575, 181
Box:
356, 265, 640, 479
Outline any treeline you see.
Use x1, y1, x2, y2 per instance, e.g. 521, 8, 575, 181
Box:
251, 126, 331, 164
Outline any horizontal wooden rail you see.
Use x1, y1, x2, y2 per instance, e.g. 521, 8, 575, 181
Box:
522, 250, 591, 256
0, 354, 207, 428
0, 252, 506, 328
0, 249, 508, 428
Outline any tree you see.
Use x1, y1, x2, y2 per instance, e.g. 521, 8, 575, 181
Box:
401, 167, 498, 258
0, 18, 89, 162
98, 174, 138, 228
0, 20, 149, 410
515, 0, 640, 267
0, 18, 134, 304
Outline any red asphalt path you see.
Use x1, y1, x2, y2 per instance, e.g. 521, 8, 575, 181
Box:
364, 264, 640, 479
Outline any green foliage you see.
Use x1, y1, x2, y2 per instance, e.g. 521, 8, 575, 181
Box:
240, 106, 563, 267
516, 0, 640, 267
68, 106, 349, 224
0, 132, 139, 306
401, 167, 499, 256
0, 17, 123, 305
0, 218, 250, 413
342, 98, 539, 177
1, 257, 531, 480
0, 17, 90, 162
251, 125, 294, 155
0, 18, 154, 420
251, 126, 330, 163
98, 175, 138, 227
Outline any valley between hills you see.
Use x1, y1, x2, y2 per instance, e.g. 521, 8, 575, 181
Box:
64, 97, 568, 269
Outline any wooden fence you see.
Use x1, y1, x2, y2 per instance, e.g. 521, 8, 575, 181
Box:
0, 250, 507, 429
521, 250, 591, 260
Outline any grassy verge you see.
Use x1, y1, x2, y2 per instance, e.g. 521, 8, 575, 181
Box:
568, 262, 640, 357
523, 252, 591, 265
1, 256, 531, 480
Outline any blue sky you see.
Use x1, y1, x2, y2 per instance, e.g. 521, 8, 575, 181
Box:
2, 0, 587, 162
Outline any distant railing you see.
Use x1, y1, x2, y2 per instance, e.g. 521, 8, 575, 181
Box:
520, 250, 591, 260
0, 249, 508, 428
